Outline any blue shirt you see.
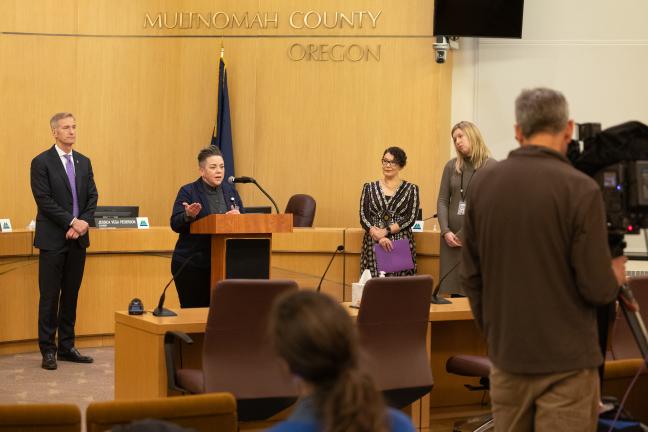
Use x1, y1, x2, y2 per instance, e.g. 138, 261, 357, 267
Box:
267, 397, 416, 432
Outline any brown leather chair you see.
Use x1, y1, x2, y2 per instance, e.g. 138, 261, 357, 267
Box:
284, 194, 316, 227
356, 275, 434, 408
445, 355, 494, 431
86, 393, 237, 432
0, 403, 81, 432
165, 279, 299, 422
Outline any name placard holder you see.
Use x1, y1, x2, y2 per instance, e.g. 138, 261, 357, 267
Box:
95, 217, 150, 229
95, 217, 138, 229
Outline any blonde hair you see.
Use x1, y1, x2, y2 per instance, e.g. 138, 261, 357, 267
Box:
451, 121, 491, 173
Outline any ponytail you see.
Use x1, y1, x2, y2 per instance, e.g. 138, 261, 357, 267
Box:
314, 369, 388, 432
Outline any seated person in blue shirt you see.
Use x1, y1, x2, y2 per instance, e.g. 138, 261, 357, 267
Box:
170, 146, 244, 308
268, 290, 416, 432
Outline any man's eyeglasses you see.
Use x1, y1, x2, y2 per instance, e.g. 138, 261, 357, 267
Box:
381, 159, 399, 167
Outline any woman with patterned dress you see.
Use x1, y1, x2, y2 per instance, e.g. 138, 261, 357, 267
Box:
436, 121, 495, 295
359, 147, 420, 277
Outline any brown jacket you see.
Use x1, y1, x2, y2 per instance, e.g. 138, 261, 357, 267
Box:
461, 145, 619, 374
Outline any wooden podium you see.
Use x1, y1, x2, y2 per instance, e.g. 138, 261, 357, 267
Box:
190, 213, 293, 287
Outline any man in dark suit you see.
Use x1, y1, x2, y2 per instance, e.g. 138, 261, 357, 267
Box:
30, 112, 98, 370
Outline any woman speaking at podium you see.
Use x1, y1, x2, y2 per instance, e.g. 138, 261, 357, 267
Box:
359, 147, 420, 277
170, 146, 244, 308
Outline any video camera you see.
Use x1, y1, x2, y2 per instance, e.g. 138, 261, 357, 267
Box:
568, 121, 648, 370
567, 121, 648, 256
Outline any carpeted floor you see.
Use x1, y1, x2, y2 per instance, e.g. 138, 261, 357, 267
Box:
0, 347, 461, 431
0, 347, 114, 409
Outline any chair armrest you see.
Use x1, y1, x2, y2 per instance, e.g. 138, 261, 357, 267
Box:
164, 331, 194, 393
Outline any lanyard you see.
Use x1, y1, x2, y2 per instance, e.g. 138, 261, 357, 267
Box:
460, 169, 476, 201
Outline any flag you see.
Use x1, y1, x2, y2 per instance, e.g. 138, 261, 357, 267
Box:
211, 54, 235, 178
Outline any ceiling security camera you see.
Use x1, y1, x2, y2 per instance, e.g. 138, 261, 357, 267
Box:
433, 36, 450, 64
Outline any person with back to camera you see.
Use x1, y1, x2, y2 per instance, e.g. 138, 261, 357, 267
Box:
170, 146, 244, 308
436, 121, 495, 296
461, 87, 627, 431
268, 290, 415, 432
359, 147, 420, 277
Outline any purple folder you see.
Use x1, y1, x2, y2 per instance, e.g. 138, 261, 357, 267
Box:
373, 239, 414, 273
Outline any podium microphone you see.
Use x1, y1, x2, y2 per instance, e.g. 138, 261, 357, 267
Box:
153, 253, 199, 317
227, 176, 255, 184
316, 245, 345, 292
228, 176, 280, 214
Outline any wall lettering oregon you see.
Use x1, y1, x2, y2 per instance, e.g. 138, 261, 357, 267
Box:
143, 10, 383, 62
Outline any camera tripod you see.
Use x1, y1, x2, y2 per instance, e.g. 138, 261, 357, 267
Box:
610, 233, 648, 366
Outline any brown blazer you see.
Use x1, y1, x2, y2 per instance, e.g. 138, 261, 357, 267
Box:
461, 145, 618, 374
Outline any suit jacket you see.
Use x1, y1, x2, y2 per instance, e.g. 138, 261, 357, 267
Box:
30, 145, 98, 250
170, 178, 245, 269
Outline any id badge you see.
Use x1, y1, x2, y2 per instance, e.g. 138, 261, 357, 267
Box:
457, 200, 466, 216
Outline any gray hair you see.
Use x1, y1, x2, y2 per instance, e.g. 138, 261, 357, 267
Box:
197, 146, 223, 166
515, 88, 569, 139
50, 112, 75, 129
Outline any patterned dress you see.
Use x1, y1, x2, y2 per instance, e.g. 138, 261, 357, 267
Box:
359, 180, 420, 277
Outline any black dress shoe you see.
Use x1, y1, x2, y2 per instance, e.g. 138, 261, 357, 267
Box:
57, 347, 93, 363
42, 352, 57, 370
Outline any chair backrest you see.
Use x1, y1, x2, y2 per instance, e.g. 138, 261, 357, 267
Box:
202, 279, 299, 400
86, 393, 237, 432
609, 276, 648, 360
0, 403, 81, 432
284, 194, 316, 227
356, 275, 434, 407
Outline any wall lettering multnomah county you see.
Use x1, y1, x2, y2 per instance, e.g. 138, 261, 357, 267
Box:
144, 10, 384, 62
144, 10, 382, 30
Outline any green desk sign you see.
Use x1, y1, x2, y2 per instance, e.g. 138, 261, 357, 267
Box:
136, 217, 150, 229
411, 220, 424, 233
0, 218, 12, 232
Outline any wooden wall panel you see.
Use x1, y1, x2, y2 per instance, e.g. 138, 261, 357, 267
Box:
0, 0, 450, 230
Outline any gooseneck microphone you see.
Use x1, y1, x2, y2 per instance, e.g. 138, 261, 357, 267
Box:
153, 253, 199, 317
430, 261, 456, 304
228, 176, 280, 214
227, 176, 255, 184
316, 245, 345, 292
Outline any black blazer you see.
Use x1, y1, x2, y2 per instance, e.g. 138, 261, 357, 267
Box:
30, 146, 98, 250
170, 178, 245, 269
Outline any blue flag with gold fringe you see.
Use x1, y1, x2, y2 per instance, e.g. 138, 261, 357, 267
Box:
211, 54, 235, 178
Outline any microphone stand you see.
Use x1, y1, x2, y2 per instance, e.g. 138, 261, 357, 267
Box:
317, 246, 345, 292
431, 260, 458, 304
252, 180, 280, 214
153, 254, 197, 317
